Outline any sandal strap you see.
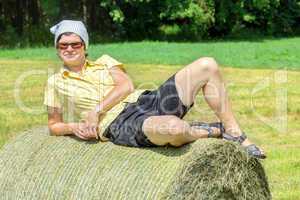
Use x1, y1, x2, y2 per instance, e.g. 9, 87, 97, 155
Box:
201, 124, 214, 138
190, 121, 225, 137
208, 122, 225, 134
190, 122, 214, 138
222, 132, 247, 144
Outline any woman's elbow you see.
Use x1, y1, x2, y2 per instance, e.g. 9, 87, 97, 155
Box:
123, 79, 134, 94
128, 81, 135, 93
48, 125, 58, 136
48, 123, 62, 136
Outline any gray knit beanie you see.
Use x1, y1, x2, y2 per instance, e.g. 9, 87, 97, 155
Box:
50, 20, 89, 49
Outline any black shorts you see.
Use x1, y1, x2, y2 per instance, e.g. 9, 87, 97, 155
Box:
103, 74, 193, 147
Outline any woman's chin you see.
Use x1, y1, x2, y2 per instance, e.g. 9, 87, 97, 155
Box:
63, 58, 81, 66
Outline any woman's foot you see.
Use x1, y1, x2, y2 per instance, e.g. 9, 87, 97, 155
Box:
222, 132, 266, 159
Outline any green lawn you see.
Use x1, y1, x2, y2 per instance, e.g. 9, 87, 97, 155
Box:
1, 37, 300, 70
0, 39, 299, 199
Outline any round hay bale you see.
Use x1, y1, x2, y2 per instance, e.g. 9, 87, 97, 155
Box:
0, 127, 271, 200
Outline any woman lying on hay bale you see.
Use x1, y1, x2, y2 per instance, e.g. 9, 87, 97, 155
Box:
45, 20, 266, 159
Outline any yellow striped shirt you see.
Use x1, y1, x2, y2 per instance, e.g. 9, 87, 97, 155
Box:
44, 54, 144, 141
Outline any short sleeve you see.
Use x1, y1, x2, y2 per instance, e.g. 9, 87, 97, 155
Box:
95, 54, 125, 71
44, 75, 62, 108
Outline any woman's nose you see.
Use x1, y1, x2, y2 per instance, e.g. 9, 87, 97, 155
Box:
66, 45, 74, 51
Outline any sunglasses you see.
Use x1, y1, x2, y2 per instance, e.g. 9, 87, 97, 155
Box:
57, 42, 84, 50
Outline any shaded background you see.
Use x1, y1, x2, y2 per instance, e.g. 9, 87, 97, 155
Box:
0, 0, 300, 47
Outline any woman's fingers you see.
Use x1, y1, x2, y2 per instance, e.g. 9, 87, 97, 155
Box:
74, 123, 91, 140
84, 122, 98, 138
74, 129, 89, 140
71, 122, 98, 140
90, 125, 98, 138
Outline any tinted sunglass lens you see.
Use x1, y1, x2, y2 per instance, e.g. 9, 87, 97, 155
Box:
58, 43, 68, 50
71, 42, 83, 49
57, 42, 83, 50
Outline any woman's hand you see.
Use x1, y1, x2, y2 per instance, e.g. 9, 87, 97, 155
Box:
85, 110, 99, 126
69, 122, 98, 140
84, 110, 101, 139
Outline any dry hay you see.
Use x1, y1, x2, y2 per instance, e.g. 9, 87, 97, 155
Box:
0, 127, 271, 200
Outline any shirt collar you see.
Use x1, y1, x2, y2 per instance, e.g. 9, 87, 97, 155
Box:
60, 60, 105, 79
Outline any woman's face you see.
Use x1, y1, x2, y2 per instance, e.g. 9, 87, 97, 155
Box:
57, 33, 86, 68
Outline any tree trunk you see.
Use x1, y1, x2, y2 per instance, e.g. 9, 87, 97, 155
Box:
28, 0, 41, 25
82, 0, 87, 25
15, 0, 24, 35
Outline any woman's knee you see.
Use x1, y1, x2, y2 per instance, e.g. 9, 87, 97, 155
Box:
193, 57, 219, 74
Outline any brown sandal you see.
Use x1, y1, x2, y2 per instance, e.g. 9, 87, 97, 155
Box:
222, 132, 266, 159
190, 122, 225, 138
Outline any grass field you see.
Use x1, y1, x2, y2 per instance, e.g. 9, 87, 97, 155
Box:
1, 37, 300, 70
0, 38, 299, 199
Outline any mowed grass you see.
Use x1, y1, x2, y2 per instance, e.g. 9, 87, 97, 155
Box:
0, 39, 299, 199
1, 37, 300, 70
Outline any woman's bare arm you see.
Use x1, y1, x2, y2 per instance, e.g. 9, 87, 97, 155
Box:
47, 106, 73, 136
47, 107, 96, 140
95, 66, 134, 114
84, 66, 134, 134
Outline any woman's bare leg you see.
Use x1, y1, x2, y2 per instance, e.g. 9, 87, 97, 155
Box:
174, 57, 262, 151
143, 115, 221, 147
